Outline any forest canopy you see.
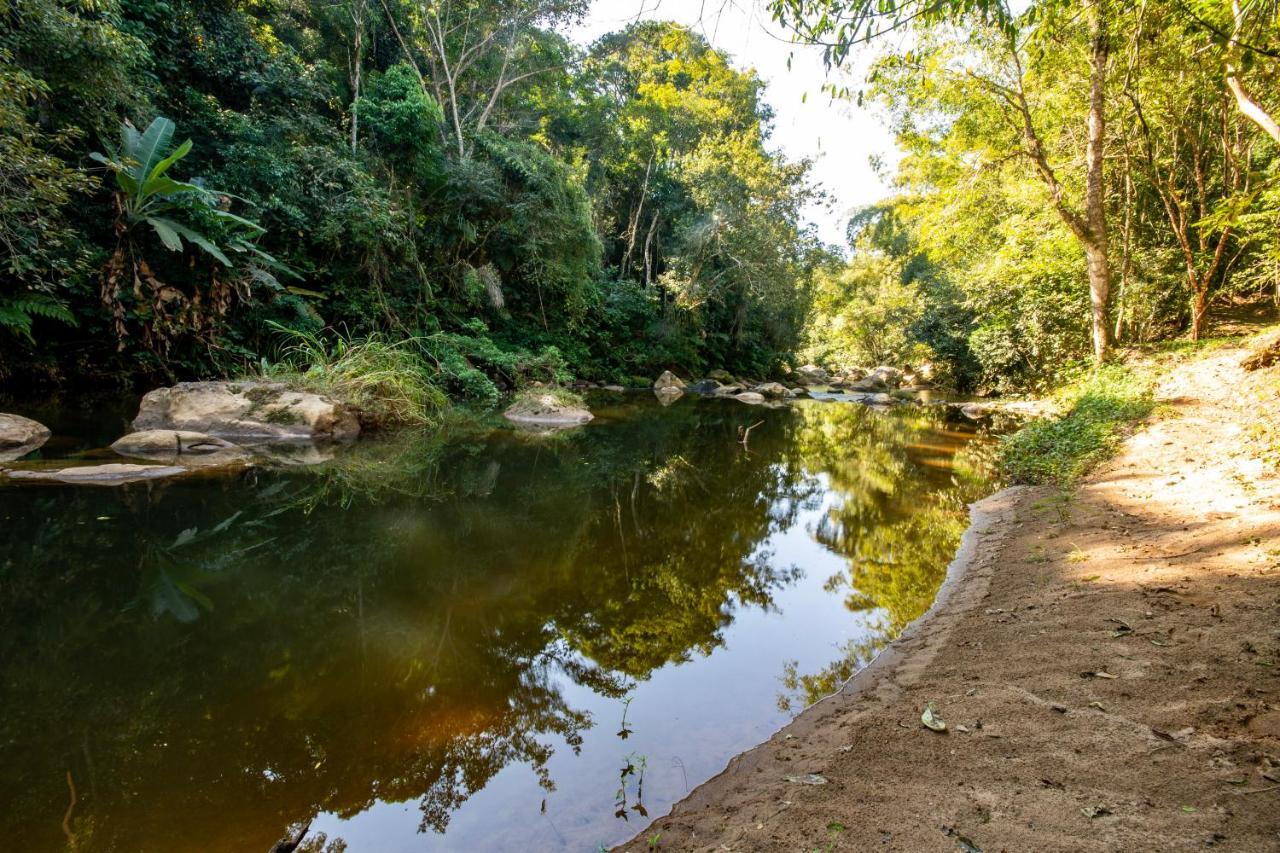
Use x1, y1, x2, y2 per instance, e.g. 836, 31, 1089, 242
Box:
0, 1, 821, 394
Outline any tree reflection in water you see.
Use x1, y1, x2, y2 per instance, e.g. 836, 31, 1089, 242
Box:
0, 396, 992, 851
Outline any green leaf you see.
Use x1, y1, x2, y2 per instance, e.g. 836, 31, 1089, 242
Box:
149, 218, 185, 252
133, 117, 177, 188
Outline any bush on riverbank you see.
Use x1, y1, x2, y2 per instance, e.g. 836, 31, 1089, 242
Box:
262, 330, 447, 428
1000, 364, 1155, 484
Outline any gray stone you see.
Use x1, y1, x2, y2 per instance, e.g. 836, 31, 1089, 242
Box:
753, 382, 793, 398
686, 379, 722, 394
0, 413, 51, 461
132, 381, 360, 441
7, 463, 187, 485
794, 364, 830, 386
111, 430, 242, 458
653, 370, 687, 391
734, 392, 766, 405
504, 394, 594, 427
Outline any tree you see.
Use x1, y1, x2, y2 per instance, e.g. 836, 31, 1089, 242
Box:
770, 0, 1115, 362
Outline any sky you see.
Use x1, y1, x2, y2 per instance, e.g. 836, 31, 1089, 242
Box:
567, 0, 900, 247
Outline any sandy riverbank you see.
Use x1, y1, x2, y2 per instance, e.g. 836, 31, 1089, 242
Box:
619, 336, 1280, 852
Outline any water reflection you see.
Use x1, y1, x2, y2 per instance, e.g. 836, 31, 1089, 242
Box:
0, 397, 994, 851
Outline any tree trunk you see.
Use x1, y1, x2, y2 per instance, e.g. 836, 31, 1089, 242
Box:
1190, 286, 1208, 341
1084, 0, 1111, 362
1085, 241, 1111, 362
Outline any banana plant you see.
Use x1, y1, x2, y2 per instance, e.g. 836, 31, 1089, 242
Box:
91, 116, 297, 349
90, 116, 288, 273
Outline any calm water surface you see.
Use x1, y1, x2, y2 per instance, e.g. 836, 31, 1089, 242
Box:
0, 394, 996, 852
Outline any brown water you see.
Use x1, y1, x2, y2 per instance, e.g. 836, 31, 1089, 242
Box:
0, 394, 996, 852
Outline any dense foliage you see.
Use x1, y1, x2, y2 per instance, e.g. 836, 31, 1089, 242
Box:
781, 0, 1280, 392
0, 1, 820, 396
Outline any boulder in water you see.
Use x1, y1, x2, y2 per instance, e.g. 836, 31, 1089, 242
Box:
133, 381, 360, 441
7, 463, 187, 485
503, 393, 593, 427
753, 382, 792, 399
794, 364, 830, 386
653, 370, 686, 391
0, 413, 51, 462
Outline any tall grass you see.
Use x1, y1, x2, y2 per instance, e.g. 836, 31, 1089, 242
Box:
1000, 363, 1155, 484
261, 328, 448, 428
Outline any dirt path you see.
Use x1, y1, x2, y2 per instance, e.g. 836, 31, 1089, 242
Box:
620, 338, 1280, 852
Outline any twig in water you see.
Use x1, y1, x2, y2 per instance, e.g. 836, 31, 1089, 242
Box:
62, 771, 76, 843
737, 420, 764, 448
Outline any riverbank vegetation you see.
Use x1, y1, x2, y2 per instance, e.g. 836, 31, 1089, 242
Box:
2, 0, 1278, 411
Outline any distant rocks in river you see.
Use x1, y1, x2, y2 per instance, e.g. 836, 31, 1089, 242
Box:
0, 413, 50, 462
794, 364, 830, 385
132, 381, 361, 441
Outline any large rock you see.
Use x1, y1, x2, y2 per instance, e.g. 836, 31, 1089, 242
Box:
866, 366, 904, 388
714, 384, 745, 396
734, 392, 766, 405
503, 393, 594, 427
132, 381, 360, 442
794, 364, 830, 386
707, 369, 736, 384
7, 463, 187, 485
653, 370, 687, 391
0, 413, 51, 462
753, 382, 793, 399
847, 375, 888, 392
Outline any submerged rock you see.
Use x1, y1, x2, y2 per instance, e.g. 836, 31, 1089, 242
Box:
503, 394, 594, 427
133, 381, 360, 442
7, 463, 187, 485
0, 413, 51, 462
653, 370, 687, 391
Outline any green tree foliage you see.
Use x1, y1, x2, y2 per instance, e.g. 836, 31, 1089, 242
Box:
782, 0, 1280, 392
0, 3, 822, 390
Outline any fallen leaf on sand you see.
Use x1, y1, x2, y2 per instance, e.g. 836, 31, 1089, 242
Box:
922, 702, 948, 732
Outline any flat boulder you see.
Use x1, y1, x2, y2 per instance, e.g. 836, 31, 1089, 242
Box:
504, 393, 593, 427
133, 381, 360, 442
112, 430, 241, 458
7, 463, 186, 485
653, 370, 687, 391
734, 392, 766, 405
714, 383, 745, 396
0, 413, 51, 461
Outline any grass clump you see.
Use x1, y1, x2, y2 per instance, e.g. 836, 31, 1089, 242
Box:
263, 329, 448, 428
1000, 363, 1154, 484
506, 385, 585, 412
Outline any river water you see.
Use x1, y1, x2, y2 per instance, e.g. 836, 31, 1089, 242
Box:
0, 393, 996, 852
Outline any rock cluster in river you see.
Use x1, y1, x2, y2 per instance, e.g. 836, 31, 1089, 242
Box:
0, 413, 50, 462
